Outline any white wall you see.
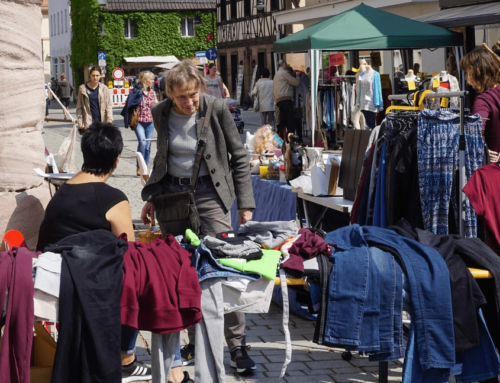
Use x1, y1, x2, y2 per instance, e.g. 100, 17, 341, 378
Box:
49, 0, 73, 86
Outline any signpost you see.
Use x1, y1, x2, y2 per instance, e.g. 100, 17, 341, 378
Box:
112, 68, 125, 81
98, 51, 107, 71
206, 47, 218, 61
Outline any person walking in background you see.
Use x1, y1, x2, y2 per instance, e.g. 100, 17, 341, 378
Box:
205, 63, 227, 99
460, 47, 500, 162
273, 60, 300, 141
252, 68, 276, 130
76, 66, 113, 134
50, 77, 58, 100
56, 73, 74, 120
133, 71, 157, 176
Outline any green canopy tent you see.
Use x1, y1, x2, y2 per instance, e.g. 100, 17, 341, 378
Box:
273, 3, 463, 144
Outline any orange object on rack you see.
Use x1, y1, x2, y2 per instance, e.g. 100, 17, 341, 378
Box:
3, 229, 25, 250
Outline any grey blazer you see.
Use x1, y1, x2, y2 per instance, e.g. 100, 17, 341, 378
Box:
142, 93, 256, 213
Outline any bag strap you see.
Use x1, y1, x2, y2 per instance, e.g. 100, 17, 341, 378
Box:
190, 97, 216, 191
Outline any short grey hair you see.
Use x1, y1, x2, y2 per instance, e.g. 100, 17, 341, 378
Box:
165, 59, 207, 97
278, 60, 287, 68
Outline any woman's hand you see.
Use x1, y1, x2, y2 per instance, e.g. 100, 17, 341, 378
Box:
141, 202, 156, 225
238, 209, 253, 225
489, 150, 499, 163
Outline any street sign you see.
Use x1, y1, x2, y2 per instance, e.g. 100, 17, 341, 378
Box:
196, 51, 207, 58
98, 59, 106, 67
199, 58, 208, 64
206, 48, 218, 61
98, 51, 107, 61
114, 80, 124, 87
112, 67, 125, 80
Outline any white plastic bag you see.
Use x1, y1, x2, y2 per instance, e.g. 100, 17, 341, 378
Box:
55, 124, 78, 173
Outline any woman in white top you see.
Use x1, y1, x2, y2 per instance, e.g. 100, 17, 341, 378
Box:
205, 63, 227, 98
251, 67, 276, 130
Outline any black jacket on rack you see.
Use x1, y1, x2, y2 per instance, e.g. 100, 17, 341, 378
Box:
46, 230, 127, 383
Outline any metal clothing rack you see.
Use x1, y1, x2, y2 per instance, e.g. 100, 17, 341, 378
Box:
388, 90, 469, 238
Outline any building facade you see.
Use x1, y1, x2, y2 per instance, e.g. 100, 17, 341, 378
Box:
41, 0, 51, 83
48, 0, 73, 86
71, 0, 215, 86
216, 0, 291, 102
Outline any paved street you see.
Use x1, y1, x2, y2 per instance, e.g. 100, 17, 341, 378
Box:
42, 101, 404, 382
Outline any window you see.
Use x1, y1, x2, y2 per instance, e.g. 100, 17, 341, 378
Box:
244, 0, 251, 16
180, 18, 194, 37
124, 19, 136, 39
50, 15, 52, 36
57, 12, 60, 34
65, 9, 68, 33
230, 0, 237, 19
220, 0, 227, 21
271, 0, 279, 11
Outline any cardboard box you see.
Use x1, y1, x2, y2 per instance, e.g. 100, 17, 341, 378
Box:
30, 322, 57, 383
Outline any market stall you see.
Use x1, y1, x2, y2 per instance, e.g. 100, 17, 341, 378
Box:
272, 3, 463, 146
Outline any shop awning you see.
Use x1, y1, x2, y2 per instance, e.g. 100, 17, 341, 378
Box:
414, 2, 500, 28
273, 3, 463, 54
124, 56, 179, 64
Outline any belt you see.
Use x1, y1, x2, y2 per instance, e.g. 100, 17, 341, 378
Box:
165, 173, 212, 186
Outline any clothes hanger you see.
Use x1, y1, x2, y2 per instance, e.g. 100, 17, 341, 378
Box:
386, 90, 432, 114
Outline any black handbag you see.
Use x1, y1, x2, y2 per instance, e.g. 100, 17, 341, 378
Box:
150, 98, 216, 237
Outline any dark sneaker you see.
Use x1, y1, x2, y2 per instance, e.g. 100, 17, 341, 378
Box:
230, 346, 257, 374
180, 344, 195, 366
181, 371, 194, 383
122, 358, 152, 382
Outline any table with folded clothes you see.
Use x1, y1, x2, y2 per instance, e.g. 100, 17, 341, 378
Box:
230, 175, 296, 230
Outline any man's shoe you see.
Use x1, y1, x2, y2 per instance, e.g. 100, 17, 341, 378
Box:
230, 346, 256, 374
180, 344, 195, 366
122, 358, 152, 382
167, 371, 193, 383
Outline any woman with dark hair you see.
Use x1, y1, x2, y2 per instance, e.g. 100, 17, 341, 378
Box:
205, 62, 227, 98
36, 122, 152, 383
460, 47, 500, 162
76, 66, 113, 133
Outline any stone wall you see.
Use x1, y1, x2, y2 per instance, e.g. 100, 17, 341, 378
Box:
0, 0, 51, 249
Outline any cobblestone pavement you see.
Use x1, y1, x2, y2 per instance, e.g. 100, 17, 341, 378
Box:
42, 102, 405, 382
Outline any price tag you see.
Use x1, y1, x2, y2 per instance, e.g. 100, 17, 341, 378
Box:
380, 74, 391, 90
417, 72, 422, 78
433, 79, 440, 88
441, 97, 449, 108
408, 81, 416, 91
329, 53, 345, 66
432, 72, 439, 77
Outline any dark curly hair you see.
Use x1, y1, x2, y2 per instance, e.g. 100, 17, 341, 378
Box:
460, 47, 500, 93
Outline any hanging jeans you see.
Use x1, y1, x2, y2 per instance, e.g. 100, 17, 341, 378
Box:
403, 309, 500, 383
325, 226, 455, 372
135, 121, 154, 167
418, 110, 484, 237
372, 143, 388, 228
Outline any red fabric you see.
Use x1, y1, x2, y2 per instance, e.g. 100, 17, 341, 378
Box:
138, 90, 157, 123
472, 85, 500, 153
439, 81, 451, 89
289, 228, 332, 259
121, 235, 202, 334
0, 248, 39, 383
463, 163, 500, 255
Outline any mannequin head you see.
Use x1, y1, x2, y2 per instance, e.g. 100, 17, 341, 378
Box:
359, 59, 368, 72
405, 69, 416, 81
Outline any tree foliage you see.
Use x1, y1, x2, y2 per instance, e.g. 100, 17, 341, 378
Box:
71, 0, 216, 86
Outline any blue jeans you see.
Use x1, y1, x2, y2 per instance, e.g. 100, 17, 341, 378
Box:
121, 326, 139, 354
173, 343, 182, 368
135, 121, 154, 166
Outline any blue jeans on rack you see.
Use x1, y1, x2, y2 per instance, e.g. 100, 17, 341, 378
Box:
135, 121, 154, 167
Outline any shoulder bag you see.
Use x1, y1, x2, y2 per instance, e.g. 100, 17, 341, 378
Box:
129, 105, 139, 130
150, 98, 216, 237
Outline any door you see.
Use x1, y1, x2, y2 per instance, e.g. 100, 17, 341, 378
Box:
231, 53, 238, 98
257, 51, 266, 77
219, 54, 228, 89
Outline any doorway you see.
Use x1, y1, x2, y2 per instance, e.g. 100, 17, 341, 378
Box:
231, 53, 238, 97
257, 51, 266, 77
219, 54, 228, 88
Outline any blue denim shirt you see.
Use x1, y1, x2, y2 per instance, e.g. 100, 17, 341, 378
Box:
183, 240, 261, 283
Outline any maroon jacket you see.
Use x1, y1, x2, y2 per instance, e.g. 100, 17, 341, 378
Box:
121, 235, 202, 334
473, 85, 500, 152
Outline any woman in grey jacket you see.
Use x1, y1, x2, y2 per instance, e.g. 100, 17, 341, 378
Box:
140, 59, 257, 381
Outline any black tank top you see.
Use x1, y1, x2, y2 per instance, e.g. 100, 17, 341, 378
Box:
36, 182, 128, 251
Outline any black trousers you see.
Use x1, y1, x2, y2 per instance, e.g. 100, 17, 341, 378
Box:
277, 99, 296, 137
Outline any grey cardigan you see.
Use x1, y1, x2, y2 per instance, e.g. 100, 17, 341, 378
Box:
142, 93, 256, 213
